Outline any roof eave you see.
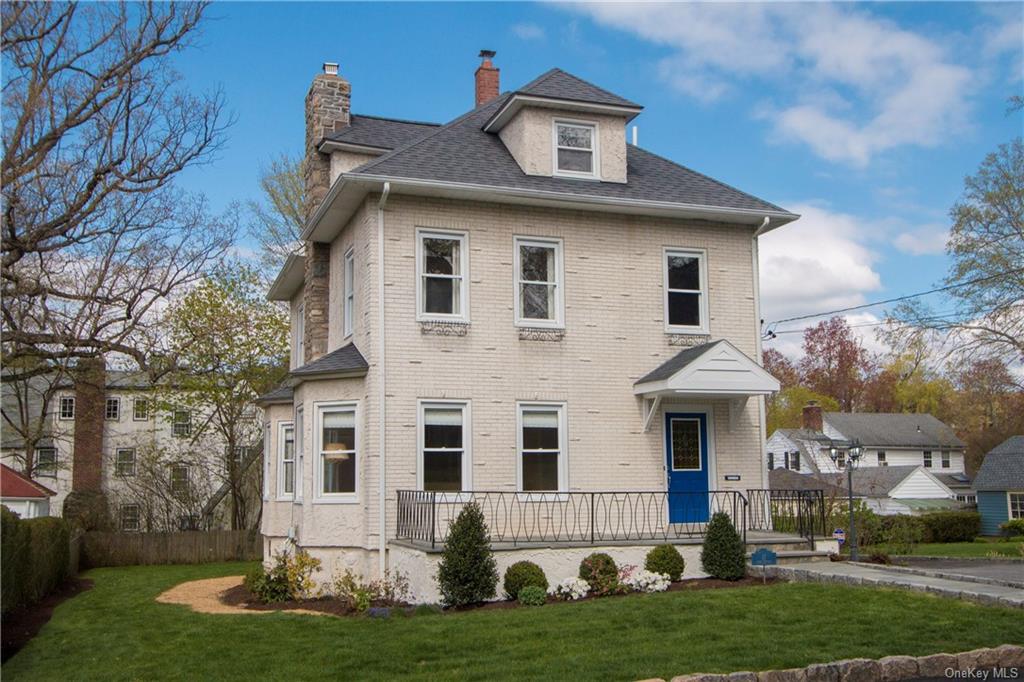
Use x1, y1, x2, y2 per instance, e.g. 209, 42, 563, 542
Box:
266, 253, 305, 301
318, 139, 389, 156
288, 368, 368, 384
482, 93, 643, 133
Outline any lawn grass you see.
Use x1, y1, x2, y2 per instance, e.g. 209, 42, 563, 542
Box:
859, 541, 1024, 558
4, 561, 1023, 681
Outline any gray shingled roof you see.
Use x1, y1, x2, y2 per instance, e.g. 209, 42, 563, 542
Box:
933, 472, 973, 490
290, 343, 369, 378
517, 68, 642, 108
973, 436, 1024, 491
256, 384, 294, 404
824, 412, 965, 449
819, 465, 925, 497
634, 341, 722, 385
350, 89, 789, 215
768, 468, 847, 496
325, 114, 439, 151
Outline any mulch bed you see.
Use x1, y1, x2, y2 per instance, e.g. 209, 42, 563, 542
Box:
221, 575, 779, 617
1, 577, 94, 662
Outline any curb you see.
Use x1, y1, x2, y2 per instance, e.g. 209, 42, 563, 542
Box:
848, 561, 1024, 590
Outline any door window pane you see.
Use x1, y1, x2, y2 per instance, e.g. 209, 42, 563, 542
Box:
671, 419, 701, 471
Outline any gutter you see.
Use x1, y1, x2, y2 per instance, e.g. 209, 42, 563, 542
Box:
751, 216, 770, 490
376, 181, 391, 578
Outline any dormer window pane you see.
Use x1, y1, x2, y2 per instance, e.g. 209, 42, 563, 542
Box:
555, 123, 595, 175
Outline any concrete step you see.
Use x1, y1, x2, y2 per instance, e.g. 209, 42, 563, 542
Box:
748, 550, 833, 565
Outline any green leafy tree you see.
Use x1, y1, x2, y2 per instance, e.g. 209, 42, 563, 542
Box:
436, 503, 498, 607
159, 266, 289, 529
767, 386, 839, 435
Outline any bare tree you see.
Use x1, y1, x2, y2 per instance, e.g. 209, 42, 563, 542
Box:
0, 361, 71, 478
1, 2, 234, 377
112, 440, 217, 532
247, 153, 304, 275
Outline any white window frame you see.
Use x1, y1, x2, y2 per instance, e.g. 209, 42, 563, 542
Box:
343, 247, 355, 338
923, 450, 933, 468
170, 463, 189, 496
941, 451, 950, 469
105, 397, 121, 421
663, 248, 710, 334
58, 396, 75, 421
552, 119, 599, 179
293, 301, 305, 368
277, 420, 296, 500
172, 409, 191, 438
417, 400, 472, 498
513, 236, 565, 328
516, 402, 568, 498
115, 448, 136, 477
313, 401, 359, 504
877, 451, 887, 466
294, 406, 304, 502
133, 398, 149, 421
35, 447, 57, 477
415, 228, 470, 323
262, 421, 271, 501
120, 504, 141, 532
1009, 491, 1024, 520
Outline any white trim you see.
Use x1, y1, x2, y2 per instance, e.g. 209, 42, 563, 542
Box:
483, 94, 642, 133
663, 247, 710, 335
114, 447, 137, 477
294, 405, 304, 502
293, 301, 306, 369
277, 420, 296, 501
104, 397, 121, 421
634, 340, 780, 398
662, 405, 717, 489
417, 400, 472, 497
132, 397, 150, 421
312, 400, 359, 504
513, 236, 565, 328
262, 421, 271, 501
552, 119, 600, 180
58, 395, 75, 421
516, 401, 568, 495
1007, 491, 1024, 520
343, 247, 355, 339
415, 228, 470, 323
318, 140, 388, 155
668, 417, 703, 472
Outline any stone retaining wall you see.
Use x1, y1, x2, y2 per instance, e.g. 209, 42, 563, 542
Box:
637, 644, 1024, 682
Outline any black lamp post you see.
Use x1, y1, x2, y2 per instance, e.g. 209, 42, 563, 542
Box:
829, 438, 863, 561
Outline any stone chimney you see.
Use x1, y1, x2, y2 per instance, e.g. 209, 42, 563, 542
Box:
801, 401, 823, 433
71, 357, 106, 492
302, 62, 348, 364
475, 50, 500, 107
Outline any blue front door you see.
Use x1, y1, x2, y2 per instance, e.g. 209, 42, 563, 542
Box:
665, 413, 710, 524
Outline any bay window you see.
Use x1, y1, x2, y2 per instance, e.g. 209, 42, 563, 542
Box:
514, 237, 563, 326
316, 403, 357, 499
419, 402, 470, 493
294, 407, 304, 501
518, 403, 567, 493
417, 230, 468, 321
279, 422, 295, 498
664, 249, 708, 333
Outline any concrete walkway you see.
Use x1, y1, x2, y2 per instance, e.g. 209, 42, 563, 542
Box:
767, 560, 1024, 609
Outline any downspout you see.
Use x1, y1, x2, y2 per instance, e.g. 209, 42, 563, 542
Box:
751, 217, 771, 505
376, 182, 391, 578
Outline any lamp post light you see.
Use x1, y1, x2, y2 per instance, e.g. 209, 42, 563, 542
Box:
829, 438, 863, 561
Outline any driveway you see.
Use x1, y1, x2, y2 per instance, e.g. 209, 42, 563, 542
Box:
900, 558, 1024, 588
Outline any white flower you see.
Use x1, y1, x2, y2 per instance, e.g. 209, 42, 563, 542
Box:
550, 577, 590, 601
622, 569, 670, 593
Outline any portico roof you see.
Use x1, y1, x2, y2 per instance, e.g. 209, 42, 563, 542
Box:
633, 340, 780, 399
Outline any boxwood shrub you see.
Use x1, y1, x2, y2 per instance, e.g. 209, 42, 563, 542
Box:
700, 512, 745, 581
436, 502, 498, 607
503, 561, 548, 600
918, 511, 981, 543
517, 585, 547, 606
644, 544, 685, 581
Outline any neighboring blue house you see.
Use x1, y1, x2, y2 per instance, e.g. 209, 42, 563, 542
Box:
973, 436, 1024, 535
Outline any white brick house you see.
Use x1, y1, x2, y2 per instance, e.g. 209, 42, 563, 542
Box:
258, 54, 813, 600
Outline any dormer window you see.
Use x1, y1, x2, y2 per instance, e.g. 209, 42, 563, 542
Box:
553, 121, 597, 178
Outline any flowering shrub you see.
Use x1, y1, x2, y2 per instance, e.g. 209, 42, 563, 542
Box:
621, 567, 671, 593
244, 548, 322, 603
332, 569, 412, 612
579, 553, 623, 596
550, 577, 590, 601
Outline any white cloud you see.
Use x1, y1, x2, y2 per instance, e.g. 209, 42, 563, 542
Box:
568, 3, 982, 165
892, 224, 949, 256
511, 22, 545, 41
759, 203, 882, 326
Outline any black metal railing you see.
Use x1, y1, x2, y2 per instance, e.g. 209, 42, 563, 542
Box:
746, 488, 826, 548
396, 490, 748, 549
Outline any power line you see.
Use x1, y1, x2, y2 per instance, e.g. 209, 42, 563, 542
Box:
767, 306, 1000, 336
763, 268, 1024, 329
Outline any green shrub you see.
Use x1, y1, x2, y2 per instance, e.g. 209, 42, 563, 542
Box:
1, 506, 71, 617
878, 515, 924, 555
517, 585, 547, 606
244, 548, 322, 604
999, 519, 1024, 538
61, 490, 112, 531
700, 512, 746, 581
332, 569, 373, 612
919, 511, 981, 543
644, 544, 685, 581
826, 501, 882, 548
578, 552, 620, 595
503, 561, 548, 600
436, 503, 498, 607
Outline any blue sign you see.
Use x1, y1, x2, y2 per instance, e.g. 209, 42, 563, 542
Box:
750, 548, 778, 567
833, 528, 846, 545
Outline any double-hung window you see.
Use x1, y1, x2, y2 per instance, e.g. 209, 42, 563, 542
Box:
923, 451, 933, 468
36, 447, 57, 477
105, 397, 121, 421
787, 451, 800, 471
120, 504, 141, 532
59, 396, 75, 420
172, 410, 191, 438
133, 398, 149, 421
417, 230, 468, 321
279, 422, 295, 498
419, 402, 470, 493
553, 121, 597, 178
514, 237, 564, 327
170, 464, 189, 496
664, 249, 708, 332
767, 452, 775, 470
317, 403, 357, 499
115, 448, 136, 477
941, 451, 950, 468
877, 451, 887, 466
343, 248, 355, 338
262, 422, 271, 500
1010, 493, 1024, 520
518, 403, 567, 494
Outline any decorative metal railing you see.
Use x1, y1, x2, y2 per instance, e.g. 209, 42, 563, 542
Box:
395, 490, 748, 549
746, 488, 827, 548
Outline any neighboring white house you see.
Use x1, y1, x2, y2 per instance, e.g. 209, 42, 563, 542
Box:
1, 462, 55, 518
256, 54, 821, 601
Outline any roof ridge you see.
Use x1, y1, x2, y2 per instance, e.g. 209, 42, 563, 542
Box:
351, 113, 441, 127
517, 67, 642, 108
629, 144, 788, 214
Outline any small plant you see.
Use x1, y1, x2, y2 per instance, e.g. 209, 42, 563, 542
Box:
245, 548, 322, 603
550, 577, 589, 601
1000, 519, 1024, 537
621, 567, 671, 593
369, 570, 412, 607
435, 502, 498, 607
644, 544, 685, 581
700, 512, 746, 581
503, 561, 548, 600
879, 515, 924, 555
517, 585, 547, 606
332, 569, 373, 612
578, 552, 619, 593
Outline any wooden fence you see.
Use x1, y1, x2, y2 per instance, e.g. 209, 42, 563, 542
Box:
81, 529, 261, 568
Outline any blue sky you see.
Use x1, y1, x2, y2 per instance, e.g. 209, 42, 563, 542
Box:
172, 2, 1022, 357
